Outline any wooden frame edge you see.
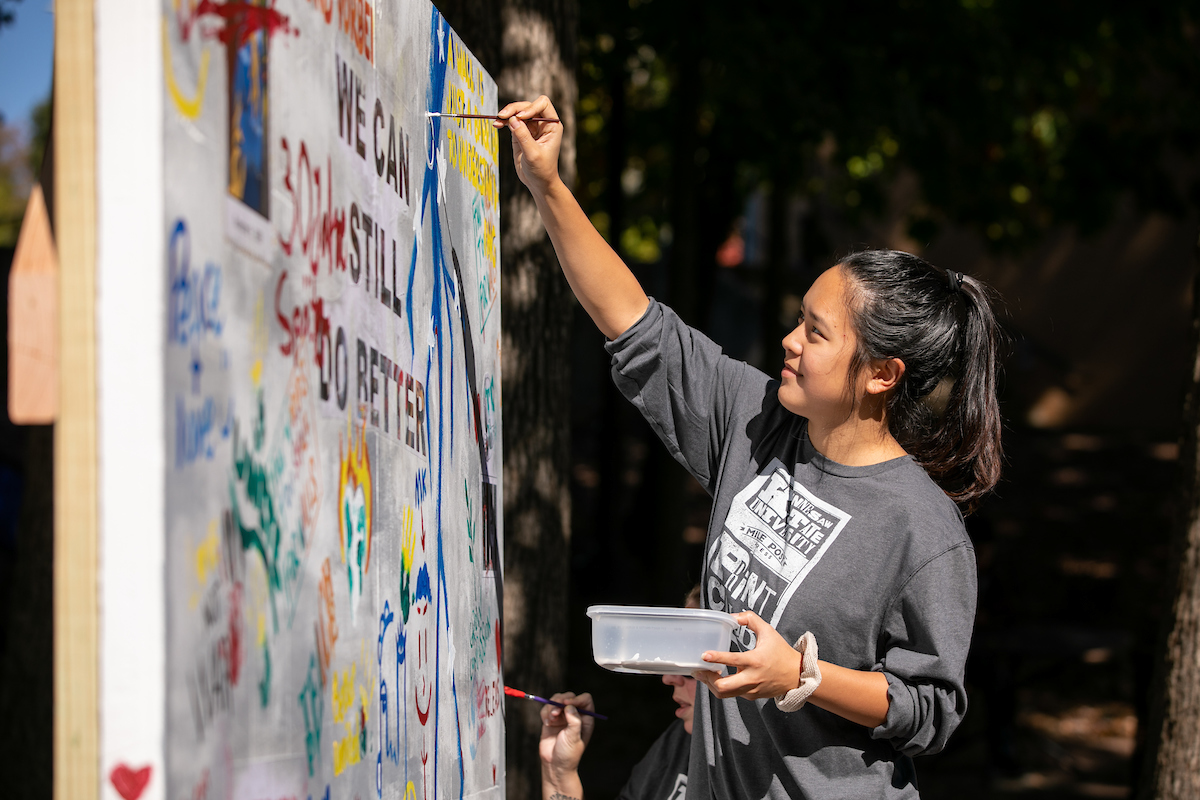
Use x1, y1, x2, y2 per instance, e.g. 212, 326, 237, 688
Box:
54, 0, 99, 796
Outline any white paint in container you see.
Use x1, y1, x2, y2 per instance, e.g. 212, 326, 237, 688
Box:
587, 605, 738, 675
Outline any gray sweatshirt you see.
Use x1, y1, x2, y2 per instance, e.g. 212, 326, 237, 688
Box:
616, 719, 691, 800
606, 299, 977, 799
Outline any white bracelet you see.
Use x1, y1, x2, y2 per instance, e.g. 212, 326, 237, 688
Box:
774, 631, 821, 712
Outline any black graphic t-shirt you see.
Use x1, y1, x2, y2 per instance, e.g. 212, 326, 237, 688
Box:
606, 299, 977, 800
617, 719, 690, 800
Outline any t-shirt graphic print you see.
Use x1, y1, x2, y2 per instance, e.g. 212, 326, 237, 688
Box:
706, 459, 851, 650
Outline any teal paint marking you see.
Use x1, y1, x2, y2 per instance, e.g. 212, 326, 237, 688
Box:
229, 389, 309, 634
298, 653, 323, 778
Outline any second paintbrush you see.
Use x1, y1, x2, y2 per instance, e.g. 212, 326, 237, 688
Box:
503, 685, 608, 719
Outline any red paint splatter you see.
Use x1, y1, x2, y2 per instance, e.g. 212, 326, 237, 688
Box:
191, 768, 210, 800
110, 764, 152, 800
179, 0, 298, 47
228, 582, 243, 686
494, 624, 502, 672
416, 688, 432, 726
312, 298, 331, 367
472, 391, 482, 444
275, 270, 294, 357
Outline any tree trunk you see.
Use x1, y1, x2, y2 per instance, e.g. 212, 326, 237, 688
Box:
435, 3, 578, 798
1139, 229, 1200, 799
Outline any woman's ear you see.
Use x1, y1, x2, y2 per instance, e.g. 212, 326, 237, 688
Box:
865, 357, 905, 395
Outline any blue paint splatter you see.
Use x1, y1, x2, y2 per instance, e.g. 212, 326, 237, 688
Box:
414, 564, 432, 605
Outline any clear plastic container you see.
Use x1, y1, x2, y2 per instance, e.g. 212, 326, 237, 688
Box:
586, 605, 738, 675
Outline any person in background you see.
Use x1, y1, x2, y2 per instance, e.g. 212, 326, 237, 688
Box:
541, 586, 703, 800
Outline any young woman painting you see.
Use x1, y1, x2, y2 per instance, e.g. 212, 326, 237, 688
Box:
498, 96, 1004, 799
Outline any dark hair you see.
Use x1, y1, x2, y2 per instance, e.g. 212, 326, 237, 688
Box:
839, 249, 1004, 512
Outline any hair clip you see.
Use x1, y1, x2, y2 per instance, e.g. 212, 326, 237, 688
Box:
947, 270, 965, 292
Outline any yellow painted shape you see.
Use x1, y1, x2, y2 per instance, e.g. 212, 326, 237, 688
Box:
251, 291, 267, 385
195, 520, 220, 586
400, 505, 416, 572
332, 664, 356, 725
162, 18, 210, 120
338, 419, 373, 571
332, 731, 361, 776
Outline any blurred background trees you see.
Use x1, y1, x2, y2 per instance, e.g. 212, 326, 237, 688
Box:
0, 96, 50, 247
575, 0, 1198, 332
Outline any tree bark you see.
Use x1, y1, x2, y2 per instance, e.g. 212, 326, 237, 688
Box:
1139, 229, 1200, 799
435, 3, 578, 798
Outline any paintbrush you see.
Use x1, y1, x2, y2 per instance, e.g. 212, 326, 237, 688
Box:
504, 686, 608, 719
426, 112, 561, 124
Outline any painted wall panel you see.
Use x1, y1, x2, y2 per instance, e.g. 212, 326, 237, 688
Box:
153, 3, 504, 799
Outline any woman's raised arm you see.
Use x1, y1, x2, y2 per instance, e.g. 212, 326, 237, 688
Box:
497, 96, 649, 340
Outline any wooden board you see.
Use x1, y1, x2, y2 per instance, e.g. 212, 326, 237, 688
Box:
53, 0, 99, 797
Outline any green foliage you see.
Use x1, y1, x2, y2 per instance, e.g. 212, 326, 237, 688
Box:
0, 92, 47, 249
578, 0, 1200, 260
28, 95, 50, 177
0, 115, 32, 248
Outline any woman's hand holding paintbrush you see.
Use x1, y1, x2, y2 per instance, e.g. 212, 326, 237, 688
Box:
494, 96, 565, 199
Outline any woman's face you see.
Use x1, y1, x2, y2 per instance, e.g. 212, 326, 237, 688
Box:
661, 672, 699, 734
778, 266, 859, 422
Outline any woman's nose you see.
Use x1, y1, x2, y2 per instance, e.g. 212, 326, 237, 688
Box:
782, 326, 803, 356
662, 673, 683, 686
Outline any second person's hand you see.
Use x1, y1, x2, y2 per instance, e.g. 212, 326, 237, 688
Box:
538, 691, 596, 779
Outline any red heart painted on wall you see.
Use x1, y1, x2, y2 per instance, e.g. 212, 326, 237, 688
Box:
110, 763, 152, 800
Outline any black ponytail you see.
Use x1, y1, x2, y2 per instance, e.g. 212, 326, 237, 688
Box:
839, 250, 1005, 512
